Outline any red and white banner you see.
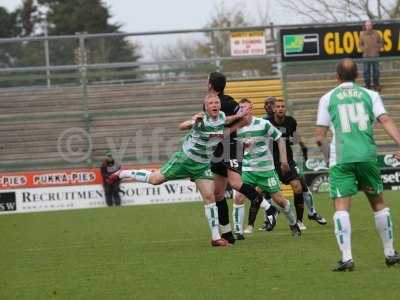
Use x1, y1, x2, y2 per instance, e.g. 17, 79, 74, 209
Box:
0, 169, 101, 189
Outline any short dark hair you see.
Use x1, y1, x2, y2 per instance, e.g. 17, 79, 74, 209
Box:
264, 96, 276, 106
239, 98, 252, 104
336, 58, 358, 81
208, 72, 226, 93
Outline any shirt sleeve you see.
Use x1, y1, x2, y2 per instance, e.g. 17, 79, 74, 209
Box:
265, 120, 282, 141
316, 94, 331, 127
371, 92, 386, 119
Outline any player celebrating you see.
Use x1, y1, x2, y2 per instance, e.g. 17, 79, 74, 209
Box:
208, 72, 275, 243
316, 58, 400, 271
109, 93, 248, 247
232, 98, 301, 237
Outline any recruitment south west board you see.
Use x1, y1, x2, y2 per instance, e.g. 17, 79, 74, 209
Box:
1, 155, 400, 215
0, 168, 202, 215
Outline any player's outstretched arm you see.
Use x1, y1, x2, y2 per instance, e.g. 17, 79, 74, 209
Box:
378, 114, 400, 159
315, 126, 330, 164
179, 112, 204, 130
225, 106, 250, 124
227, 116, 248, 134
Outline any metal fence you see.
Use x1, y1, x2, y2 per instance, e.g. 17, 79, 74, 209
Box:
2, 21, 400, 171
0, 25, 280, 89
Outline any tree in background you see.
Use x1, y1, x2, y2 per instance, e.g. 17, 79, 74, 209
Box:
0, 7, 20, 68
279, 0, 400, 22
0, 0, 140, 86
0, 0, 140, 67
37, 0, 140, 66
152, 1, 275, 80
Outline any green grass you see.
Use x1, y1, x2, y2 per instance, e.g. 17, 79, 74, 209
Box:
1, 191, 400, 300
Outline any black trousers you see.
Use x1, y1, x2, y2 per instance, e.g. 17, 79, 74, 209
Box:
103, 181, 121, 207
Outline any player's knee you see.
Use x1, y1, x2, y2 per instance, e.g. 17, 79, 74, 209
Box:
148, 173, 163, 185
214, 188, 225, 201
202, 192, 215, 204
228, 179, 242, 191
234, 194, 245, 205
271, 193, 285, 207
227, 172, 242, 190
291, 181, 303, 194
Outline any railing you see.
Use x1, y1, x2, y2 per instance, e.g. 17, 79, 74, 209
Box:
281, 55, 400, 162
1, 21, 400, 171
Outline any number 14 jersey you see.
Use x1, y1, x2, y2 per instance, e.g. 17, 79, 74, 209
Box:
316, 82, 386, 166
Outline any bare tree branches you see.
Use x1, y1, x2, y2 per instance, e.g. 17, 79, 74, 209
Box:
278, 0, 400, 22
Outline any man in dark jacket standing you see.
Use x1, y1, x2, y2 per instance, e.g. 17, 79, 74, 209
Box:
101, 150, 121, 207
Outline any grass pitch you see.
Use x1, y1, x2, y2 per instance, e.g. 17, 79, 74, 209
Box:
1, 191, 399, 300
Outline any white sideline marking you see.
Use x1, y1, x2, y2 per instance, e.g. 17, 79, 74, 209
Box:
21, 227, 372, 253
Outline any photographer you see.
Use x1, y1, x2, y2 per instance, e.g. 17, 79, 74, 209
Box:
101, 151, 121, 207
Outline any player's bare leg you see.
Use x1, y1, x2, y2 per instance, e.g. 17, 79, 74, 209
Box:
366, 193, 399, 266
196, 179, 229, 247
109, 169, 166, 185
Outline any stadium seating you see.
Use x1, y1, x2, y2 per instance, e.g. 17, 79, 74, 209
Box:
0, 72, 398, 172
0, 82, 204, 171
226, 79, 283, 116
287, 74, 400, 155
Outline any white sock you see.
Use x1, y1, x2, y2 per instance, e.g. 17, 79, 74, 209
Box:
303, 191, 316, 215
334, 211, 352, 262
232, 204, 245, 234
263, 198, 272, 221
221, 224, 232, 234
119, 169, 151, 183
374, 207, 395, 257
204, 203, 221, 241
260, 199, 271, 210
279, 199, 297, 226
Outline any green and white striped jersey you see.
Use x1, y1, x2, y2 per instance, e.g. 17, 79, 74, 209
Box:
316, 82, 386, 166
236, 117, 282, 172
182, 112, 226, 163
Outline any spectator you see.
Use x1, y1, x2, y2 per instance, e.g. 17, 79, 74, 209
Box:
359, 20, 383, 91
100, 150, 121, 207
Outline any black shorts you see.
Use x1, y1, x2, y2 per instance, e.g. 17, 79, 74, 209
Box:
211, 142, 242, 177
276, 161, 300, 185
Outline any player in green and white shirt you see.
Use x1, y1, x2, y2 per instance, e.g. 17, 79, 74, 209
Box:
316, 59, 400, 271
231, 98, 301, 237
110, 93, 248, 247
